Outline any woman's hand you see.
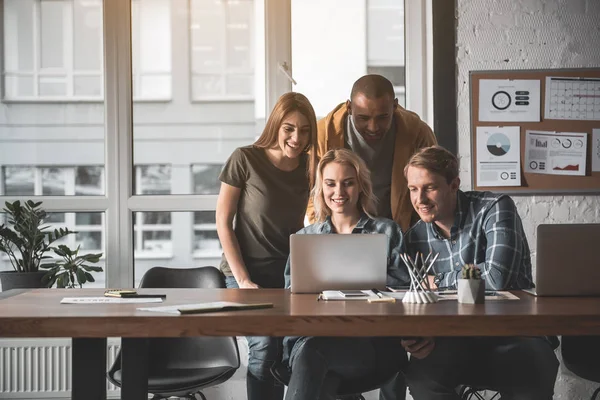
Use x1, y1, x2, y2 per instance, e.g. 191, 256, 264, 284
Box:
401, 337, 435, 359
238, 279, 260, 289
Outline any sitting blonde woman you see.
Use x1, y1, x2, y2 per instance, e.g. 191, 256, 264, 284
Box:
282, 148, 409, 400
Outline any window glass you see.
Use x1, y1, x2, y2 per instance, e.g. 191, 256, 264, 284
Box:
191, 164, 223, 195
133, 211, 223, 287
132, 0, 260, 195
1, 166, 105, 196
190, 0, 253, 99
3, 0, 104, 100
42, 168, 67, 196
1, 1, 106, 196
131, 0, 172, 99
3, 167, 35, 195
291, 0, 406, 117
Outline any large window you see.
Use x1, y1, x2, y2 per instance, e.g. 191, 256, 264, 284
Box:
1, 0, 430, 289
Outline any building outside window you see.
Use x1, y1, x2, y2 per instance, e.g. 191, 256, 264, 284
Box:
189, 0, 254, 100
3, 0, 171, 101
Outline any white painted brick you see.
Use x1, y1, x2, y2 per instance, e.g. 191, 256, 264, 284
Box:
548, 202, 570, 221
531, 202, 550, 221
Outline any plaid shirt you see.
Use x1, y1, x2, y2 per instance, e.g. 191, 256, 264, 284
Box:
405, 190, 534, 290
284, 213, 409, 289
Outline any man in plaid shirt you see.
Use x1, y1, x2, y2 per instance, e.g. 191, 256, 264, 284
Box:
400, 146, 558, 400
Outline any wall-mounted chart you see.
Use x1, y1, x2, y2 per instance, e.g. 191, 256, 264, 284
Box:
476, 126, 521, 187
545, 77, 600, 121
524, 131, 587, 176
479, 79, 541, 122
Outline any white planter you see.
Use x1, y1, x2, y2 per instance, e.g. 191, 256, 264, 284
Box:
457, 279, 485, 304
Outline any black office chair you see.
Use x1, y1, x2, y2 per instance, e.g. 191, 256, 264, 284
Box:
561, 335, 600, 400
106, 266, 241, 400
271, 360, 399, 400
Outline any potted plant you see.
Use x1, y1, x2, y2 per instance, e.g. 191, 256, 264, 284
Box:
41, 245, 103, 288
0, 200, 103, 291
457, 264, 485, 304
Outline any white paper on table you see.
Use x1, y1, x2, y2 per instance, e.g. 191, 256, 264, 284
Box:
479, 79, 541, 122
476, 126, 521, 186
592, 129, 600, 172
61, 297, 164, 304
544, 76, 600, 121
524, 130, 587, 176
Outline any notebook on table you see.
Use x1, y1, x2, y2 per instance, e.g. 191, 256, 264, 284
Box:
138, 301, 273, 314
523, 223, 600, 296
289, 233, 388, 294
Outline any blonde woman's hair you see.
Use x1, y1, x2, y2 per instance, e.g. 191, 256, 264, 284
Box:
254, 92, 318, 190
312, 148, 378, 222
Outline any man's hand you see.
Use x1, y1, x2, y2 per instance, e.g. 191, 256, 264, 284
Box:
238, 279, 260, 289
428, 275, 437, 289
401, 337, 435, 359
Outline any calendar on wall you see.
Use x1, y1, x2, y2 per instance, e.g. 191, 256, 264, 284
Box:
545, 76, 600, 121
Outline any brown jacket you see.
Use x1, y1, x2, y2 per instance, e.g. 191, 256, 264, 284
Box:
308, 102, 437, 231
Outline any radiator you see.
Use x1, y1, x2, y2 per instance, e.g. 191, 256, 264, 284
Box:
0, 338, 121, 399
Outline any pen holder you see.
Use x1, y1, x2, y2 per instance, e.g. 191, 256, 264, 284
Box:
402, 290, 439, 304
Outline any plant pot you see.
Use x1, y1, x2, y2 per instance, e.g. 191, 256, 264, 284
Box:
0, 271, 47, 291
457, 278, 485, 304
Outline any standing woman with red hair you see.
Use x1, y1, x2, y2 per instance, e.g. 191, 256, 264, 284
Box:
216, 92, 318, 400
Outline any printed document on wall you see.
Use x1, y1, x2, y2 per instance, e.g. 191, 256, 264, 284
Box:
476, 126, 521, 186
479, 79, 541, 122
524, 131, 587, 176
544, 76, 600, 121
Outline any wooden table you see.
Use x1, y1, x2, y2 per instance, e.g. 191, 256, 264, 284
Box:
1, 288, 600, 400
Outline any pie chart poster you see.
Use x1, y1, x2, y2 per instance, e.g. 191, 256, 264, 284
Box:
476, 126, 522, 187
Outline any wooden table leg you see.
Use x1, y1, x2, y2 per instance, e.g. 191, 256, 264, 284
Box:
72, 338, 107, 400
121, 338, 149, 400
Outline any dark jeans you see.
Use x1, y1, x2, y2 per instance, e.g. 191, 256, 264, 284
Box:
285, 337, 406, 400
405, 337, 559, 400
226, 276, 284, 400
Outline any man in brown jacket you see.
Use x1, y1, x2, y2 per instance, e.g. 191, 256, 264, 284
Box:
308, 74, 437, 232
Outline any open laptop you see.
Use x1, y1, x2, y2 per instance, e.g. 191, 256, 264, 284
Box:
289, 234, 388, 294
524, 224, 600, 296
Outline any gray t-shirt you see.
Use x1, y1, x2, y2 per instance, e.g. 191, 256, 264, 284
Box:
218, 145, 309, 288
345, 115, 395, 219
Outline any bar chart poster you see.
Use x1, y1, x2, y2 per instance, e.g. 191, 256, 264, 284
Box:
524, 130, 587, 176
